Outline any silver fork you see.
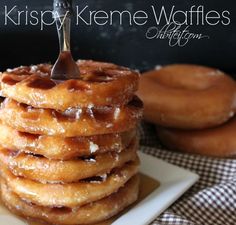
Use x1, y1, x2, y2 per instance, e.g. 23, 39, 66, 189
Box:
51, 0, 80, 80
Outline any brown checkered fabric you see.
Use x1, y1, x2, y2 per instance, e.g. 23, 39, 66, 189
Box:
140, 122, 236, 225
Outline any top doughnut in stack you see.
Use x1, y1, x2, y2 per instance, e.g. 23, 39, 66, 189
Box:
0, 60, 143, 225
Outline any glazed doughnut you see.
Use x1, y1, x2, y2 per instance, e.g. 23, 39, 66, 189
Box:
0, 97, 143, 137
0, 122, 136, 160
137, 64, 236, 129
0, 60, 139, 111
1, 175, 139, 225
0, 138, 138, 183
1, 159, 139, 207
157, 116, 236, 157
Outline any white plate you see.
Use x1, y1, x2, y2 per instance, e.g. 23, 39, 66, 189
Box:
0, 151, 199, 225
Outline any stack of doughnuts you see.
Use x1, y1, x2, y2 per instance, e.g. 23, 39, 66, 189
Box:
0, 60, 143, 224
138, 64, 236, 157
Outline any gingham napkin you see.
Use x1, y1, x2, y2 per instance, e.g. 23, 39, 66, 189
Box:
139, 122, 236, 225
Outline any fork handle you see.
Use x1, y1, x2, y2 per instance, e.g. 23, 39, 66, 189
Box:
53, 0, 73, 18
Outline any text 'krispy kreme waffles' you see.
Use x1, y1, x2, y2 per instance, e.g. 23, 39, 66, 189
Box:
0, 60, 143, 225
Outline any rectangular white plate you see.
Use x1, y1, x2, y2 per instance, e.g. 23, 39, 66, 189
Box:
0, 151, 199, 225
